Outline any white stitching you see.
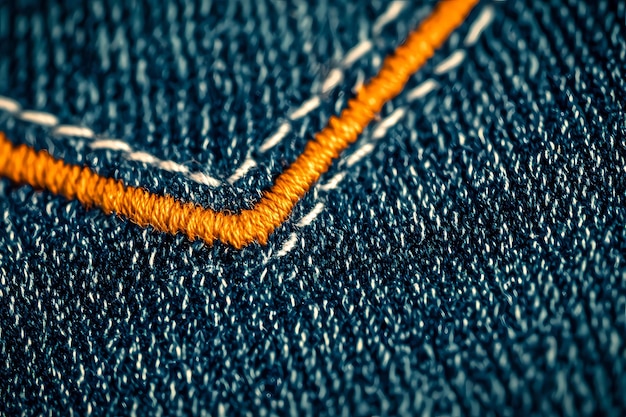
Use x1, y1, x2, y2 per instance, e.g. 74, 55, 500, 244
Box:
372, 1, 408, 35
318, 172, 346, 192
341, 40, 374, 68
345, 143, 376, 168
227, 157, 257, 185
434, 50, 466, 75
188, 171, 221, 188
321, 68, 344, 95
90, 139, 133, 152
289, 96, 321, 121
406, 79, 439, 101
126, 151, 162, 165
464, 6, 495, 46
151, 160, 189, 174
127, 151, 192, 175
371, 107, 407, 140
296, 202, 326, 227
53, 125, 96, 138
275, 233, 299, 257
259, 121, 292, 153
18, 110, 59, 127
0, 96, 21, 113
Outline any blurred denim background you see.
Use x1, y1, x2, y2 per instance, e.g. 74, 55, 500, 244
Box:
0, 0, 625, 415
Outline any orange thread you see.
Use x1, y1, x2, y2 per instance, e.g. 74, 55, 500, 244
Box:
0, 0, 478, 248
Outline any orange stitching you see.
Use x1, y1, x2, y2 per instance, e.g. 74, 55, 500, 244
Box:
0, 0, 478, 248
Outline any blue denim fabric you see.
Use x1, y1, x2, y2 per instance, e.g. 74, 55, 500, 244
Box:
1, 0, 625, 415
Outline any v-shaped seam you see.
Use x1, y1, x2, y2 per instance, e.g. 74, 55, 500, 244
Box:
0, 0, 479, 248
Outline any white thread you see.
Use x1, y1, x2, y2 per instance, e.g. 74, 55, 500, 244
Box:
346, 143, 375, 168
276, 233, 298, 257
319, 172, 347, 191
19, 110, 59, 127
371, 107, 407, 140
372, 1, 408, 35
227, 157, 257, 184
321, 39, 374, 94
259, 121, 291, 153
319, 23, 381, 95
296, 202, 325, 227
289, 96, 321, 120
341, 40, 374, 67
434, 50, 466, 75
127, 152, 191, 176
322, 68, 344, 94
127, 151, 160, 164
188, 171, 221, 188
0, 96, 21, 113
464, 6, 495, 46
90, 139, 133, 152
155, 160, 189, 174
407, 79, 439, 101
53, 125, 96, 138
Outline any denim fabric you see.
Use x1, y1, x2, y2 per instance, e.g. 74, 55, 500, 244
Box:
1, 0, 625, 415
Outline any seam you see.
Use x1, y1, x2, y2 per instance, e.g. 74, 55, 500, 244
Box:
0, 0, 479, 249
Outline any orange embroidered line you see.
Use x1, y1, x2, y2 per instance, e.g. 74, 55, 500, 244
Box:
0, 0, 478, 249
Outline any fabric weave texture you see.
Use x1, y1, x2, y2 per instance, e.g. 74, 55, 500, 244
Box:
0, 0, 625, 415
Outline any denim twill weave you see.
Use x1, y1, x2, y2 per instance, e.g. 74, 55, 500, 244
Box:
0, 0, 625, 416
